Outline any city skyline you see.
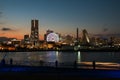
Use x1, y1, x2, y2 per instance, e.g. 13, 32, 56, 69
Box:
0, 0, 120, 40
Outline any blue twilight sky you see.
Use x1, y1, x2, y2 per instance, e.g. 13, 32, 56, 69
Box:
0, 0, 120, 39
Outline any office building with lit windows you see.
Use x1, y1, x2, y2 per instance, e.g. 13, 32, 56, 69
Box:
30, 20, 39, 47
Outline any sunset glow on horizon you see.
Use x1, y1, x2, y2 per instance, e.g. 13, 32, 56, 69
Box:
0, 0, 120, 40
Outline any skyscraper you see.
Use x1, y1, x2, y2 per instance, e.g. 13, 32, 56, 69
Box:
24, 34, 30, 44
30, 20, 39, 47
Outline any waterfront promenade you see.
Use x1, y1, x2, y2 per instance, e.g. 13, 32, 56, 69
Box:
0, 64, 120, 80
0, 51, 120, 80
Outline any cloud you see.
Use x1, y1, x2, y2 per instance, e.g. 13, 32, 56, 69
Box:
1, 27, 13, 31
103, 28, 108, 32
94, 33, 120, 38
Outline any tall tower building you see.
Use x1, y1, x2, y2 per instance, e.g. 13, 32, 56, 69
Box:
30, 20, 39, 47
76, 28, 79, 42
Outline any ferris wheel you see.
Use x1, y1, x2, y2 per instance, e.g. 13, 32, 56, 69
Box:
47, 33, 59, 42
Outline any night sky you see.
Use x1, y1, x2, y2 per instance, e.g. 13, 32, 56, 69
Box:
0, 0, 120, 40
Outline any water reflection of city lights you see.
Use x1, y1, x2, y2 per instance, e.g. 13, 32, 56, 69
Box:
56, 51, 59, 59
77, 51, 81, 63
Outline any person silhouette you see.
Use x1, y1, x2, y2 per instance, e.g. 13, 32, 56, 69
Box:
1, 58, 5, 66
40, 60, 44, 66
74, 60, 77, 68
10, 58, 13, 65
55, 60, 58, 68
93, 61, 96, 69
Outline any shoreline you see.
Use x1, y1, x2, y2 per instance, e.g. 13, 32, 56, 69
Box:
0, 48, 120, 52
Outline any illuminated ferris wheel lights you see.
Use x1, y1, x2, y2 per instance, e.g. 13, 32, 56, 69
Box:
46, 33, 59, 42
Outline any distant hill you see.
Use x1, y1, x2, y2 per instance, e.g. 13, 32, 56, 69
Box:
0, 37, 16, 42
0, 37, 9, 41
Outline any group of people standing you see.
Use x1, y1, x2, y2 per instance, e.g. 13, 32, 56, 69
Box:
0, 58, 13, 66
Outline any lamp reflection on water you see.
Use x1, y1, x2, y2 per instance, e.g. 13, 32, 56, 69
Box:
77, 51, 81, 63
56, 51, 59, 61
